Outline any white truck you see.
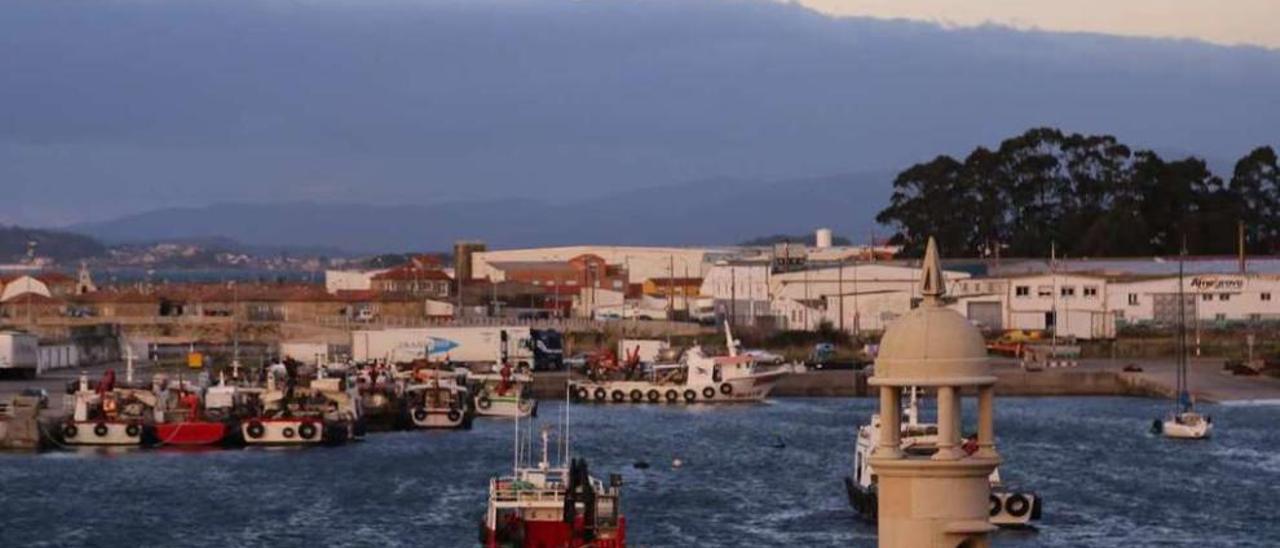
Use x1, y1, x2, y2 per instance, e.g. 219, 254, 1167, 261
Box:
351, 327, 564, 370
0, 331, 40, 379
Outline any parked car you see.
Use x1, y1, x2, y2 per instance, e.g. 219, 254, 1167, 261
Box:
743, 349, 785, 364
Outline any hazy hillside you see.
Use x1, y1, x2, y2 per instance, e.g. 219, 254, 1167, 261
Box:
68, 172, 893, 252
0, 225, 106, 262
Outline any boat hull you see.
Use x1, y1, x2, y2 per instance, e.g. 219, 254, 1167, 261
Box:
1161, 420, 1213, 439
474, 394, 536, 418
241, 418, 327, 446
152, 421, 230, 447
61, 420, 144, 446
409, 406, 471, 429
570, 373, 784, 404
482, 517, 626, 548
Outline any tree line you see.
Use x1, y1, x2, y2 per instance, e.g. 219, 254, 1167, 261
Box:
875, 128, 1279, 258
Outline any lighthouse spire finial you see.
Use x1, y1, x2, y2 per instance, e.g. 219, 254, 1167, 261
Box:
919, 237, 946, 304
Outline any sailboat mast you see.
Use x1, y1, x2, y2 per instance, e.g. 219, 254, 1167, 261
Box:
1177, 243, 1188, 411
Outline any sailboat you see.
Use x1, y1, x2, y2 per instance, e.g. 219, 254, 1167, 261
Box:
1152, 244, 1213, 440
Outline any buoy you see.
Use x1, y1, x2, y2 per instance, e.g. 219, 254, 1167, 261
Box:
633, 461, 650, 469
672, 458, 683, 468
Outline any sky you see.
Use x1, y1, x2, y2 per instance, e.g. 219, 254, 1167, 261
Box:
2, 0, 1278, 229
794, 1, 1280, 49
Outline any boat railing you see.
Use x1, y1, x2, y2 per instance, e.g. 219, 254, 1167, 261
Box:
489, 478, 571, 504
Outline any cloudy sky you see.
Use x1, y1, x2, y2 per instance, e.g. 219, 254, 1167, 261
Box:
795, 1, 1280, 49
2, 0, 1277, 227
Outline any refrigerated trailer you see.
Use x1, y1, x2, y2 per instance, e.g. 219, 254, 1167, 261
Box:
0, 331, 39, 379
351, 327, 563, 370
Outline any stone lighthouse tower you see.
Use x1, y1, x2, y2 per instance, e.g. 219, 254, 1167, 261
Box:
869, 237, 1000, 548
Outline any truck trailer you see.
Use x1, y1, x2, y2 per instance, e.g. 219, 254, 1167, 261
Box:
0, 331, 39, 380
351, 327, 563, 370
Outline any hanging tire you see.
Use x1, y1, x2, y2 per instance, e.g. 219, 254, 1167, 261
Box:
282, 427, 296, 439
612, 390, 625, 403
447, 409, 462, 422
989, 494, 1002, 517
299, 422, 318, 440
125, 424, 141, 438
703, 387, 716, 399
94, 423, 109, 437
594, 388, 607, 402
477, 395, 493, 410
246, 421, 265, 439
630, 389, 643, 402
1005, 493, 1030, 517
665, 390, 679, 402
684, 389, 697, 402
62, 423, 78, 439
720, 383, 733, 396
576, 387, 590, 401
647, 390, 660, 403
413, 408, 428, 422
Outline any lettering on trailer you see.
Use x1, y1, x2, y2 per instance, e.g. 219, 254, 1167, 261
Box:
1189, 276, 1246, 292
392, 337, 460, 356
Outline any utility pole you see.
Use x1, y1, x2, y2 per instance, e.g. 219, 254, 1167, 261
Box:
1238, 220, 1247, 274
838, 256, 845, 333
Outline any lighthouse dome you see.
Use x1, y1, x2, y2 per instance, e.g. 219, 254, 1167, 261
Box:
870, 238, 994, 387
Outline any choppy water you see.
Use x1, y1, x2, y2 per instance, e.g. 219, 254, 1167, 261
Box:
1, 398, 1278, 547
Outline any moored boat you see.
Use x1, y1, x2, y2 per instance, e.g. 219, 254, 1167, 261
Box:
845, 388, 1042, 528
60, 370, 153, 447
404, 367, 474, 429
469, 364, 536, 418
569, 322, 793, 405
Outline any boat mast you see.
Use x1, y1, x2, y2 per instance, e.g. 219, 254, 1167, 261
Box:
1177, 239, 1188, 413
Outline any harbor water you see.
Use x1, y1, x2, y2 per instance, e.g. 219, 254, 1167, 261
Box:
1, 397, 1277, 547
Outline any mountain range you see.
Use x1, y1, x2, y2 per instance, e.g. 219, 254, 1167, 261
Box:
67, 172, 893, 253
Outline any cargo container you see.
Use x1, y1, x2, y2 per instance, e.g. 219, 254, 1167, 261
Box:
352, 327, 563, 370
0, 332, 39, 379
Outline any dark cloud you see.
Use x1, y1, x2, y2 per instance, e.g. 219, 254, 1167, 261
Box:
2, 0, 1278, 225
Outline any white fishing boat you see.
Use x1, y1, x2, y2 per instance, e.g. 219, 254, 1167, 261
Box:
404, 367, 474, 429
1152, 246, 1213, 440
845, 388, 1042, 528
60, 370, 153, 447
240, 361, 356, 446
469, 364, 536, 418
568, 322, 795, 404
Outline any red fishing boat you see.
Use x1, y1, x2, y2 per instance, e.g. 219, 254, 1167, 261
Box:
480, 411, 625, 547
150, 382, 230, 447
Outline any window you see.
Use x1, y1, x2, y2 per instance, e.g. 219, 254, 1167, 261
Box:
1219, 294, 1230, 301
1015, 286, 1030, 297
1128, 293, 1138, 306
1060, 286, 1076, 297
1037, 285, 1053, 297
1215, 313, 1227, 321
1201, 294, 1212, 302
1083, 286, 1098, 298
1263, 293, 1272, 301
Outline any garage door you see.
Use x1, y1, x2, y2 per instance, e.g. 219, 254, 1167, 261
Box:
966, 302, 1003, 331
1152, 294, 1196, 325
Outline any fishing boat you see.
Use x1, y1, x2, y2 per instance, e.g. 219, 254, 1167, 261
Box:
479, 398, 625, 547
1152, 246, 1213, 440
470, 363, 537, 418
568, 322, 794, 404
239, 360, 355, 446
149, 376, 231, 448
404, 367, 474, 429
845, 388, 1042, 528
60, 369, 154, 447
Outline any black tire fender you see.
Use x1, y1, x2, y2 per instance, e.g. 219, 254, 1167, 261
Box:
665, 390, 679, 402
989, 494, 1002, 517
299, 422, 318, 440
594, 388, 607, 401
63, 423, 79, 439
611, 390, 625, 403
1005, 493, 1031, 517
703, 387, 716, 399
125, 424, 141, 438
94, 423, 109, 437
683, 389, 697, 402
282, 427, 296, 439
647, 390, 660, 402
413, 408, 428, 422
247, 421, 265, 439
447, 409, 462, 422
477, 395, 492, 410
629, 389, 643, 402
